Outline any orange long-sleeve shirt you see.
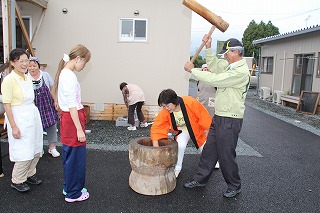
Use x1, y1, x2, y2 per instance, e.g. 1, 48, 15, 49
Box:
150, 96, 212, 148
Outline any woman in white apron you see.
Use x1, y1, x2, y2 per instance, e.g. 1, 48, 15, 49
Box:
1, 49, 43, 192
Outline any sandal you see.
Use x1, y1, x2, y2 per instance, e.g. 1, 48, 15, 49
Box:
65, 192, 89, 203
63, 188, 87, 196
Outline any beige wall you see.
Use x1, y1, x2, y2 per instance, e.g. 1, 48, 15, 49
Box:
259, 31, 320, 94
17, 0, 192, 105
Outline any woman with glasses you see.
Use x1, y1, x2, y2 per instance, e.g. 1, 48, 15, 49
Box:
1, 49, 43, 192
151, 89, 213, 178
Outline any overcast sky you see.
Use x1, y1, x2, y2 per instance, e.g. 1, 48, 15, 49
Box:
190, 0, 320, 55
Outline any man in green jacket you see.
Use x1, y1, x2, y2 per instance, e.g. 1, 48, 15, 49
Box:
183, 35, 250, 198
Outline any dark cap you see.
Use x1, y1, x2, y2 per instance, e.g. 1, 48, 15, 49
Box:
219, 38, 243, 55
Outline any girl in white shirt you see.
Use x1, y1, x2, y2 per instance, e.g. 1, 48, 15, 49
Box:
52, 44, 91, 203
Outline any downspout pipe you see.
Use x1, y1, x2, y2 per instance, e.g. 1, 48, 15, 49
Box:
256, 46, 261, 96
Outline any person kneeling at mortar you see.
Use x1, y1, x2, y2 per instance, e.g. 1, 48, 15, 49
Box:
150, 89, 218, 178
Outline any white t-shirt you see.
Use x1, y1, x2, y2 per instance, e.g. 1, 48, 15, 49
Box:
58, 68, 83, 111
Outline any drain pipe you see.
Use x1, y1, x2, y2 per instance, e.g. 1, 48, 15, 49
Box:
256, 46, 262, 96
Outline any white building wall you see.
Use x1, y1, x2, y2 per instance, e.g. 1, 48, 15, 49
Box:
18, 0, 192, 105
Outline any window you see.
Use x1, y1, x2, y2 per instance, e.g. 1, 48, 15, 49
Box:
317, 52, 320, 78
261, 57, 273, 74
119, 18, 148, 42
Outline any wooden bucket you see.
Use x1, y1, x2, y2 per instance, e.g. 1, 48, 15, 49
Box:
128, 137, 178, 195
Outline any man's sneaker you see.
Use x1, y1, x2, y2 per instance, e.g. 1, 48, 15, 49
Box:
26, 175, 42, 185
11, 182, 30, 192
223, 188, 241, 198
127, 126, 137, 131
48, 148, 60, 157
184, 180, 206, 188
215, 161, 220, 169
140, 122, 148, 128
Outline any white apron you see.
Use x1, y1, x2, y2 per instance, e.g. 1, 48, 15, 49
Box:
5, 75, 43, 162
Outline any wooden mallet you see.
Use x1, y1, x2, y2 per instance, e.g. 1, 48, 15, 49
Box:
182, 0, 229, 62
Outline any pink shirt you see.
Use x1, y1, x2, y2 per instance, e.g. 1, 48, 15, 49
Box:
122, 84, 145, 106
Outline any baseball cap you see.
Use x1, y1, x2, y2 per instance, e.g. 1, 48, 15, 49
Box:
201, 64, 208, 69
219, 38, 243, 55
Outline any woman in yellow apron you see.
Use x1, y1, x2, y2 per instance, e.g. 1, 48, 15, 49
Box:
1, 49, 43, 192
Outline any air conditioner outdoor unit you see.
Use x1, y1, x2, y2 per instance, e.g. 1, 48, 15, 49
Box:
259, 87, 271, 100
272, 90, 283, 104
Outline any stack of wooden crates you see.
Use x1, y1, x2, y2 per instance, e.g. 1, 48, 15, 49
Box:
82, 103, 161, 122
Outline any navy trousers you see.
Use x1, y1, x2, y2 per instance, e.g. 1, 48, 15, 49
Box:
62, 145, 86, 199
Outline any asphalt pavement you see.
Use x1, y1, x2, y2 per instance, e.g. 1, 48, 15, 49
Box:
1, 94, 320, 212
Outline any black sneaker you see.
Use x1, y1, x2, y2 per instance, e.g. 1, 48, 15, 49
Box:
223, 188, 241, 198
184, 180, 206, 189
26, 175, 42, 185
11, 183, 30, 192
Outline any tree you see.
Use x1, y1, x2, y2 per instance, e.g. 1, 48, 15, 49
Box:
242, 20, 279, 62
190, 55, 206, 68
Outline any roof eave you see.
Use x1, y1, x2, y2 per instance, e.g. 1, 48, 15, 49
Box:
17, 0, 48, 9
252, 25, 320, 45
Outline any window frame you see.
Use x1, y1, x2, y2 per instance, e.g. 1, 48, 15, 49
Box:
291, 53, 315, 96
261, 56, 273, 74
119, 18, 148, 43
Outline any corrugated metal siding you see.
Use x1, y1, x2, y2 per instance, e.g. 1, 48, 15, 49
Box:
257, 30, 320, 94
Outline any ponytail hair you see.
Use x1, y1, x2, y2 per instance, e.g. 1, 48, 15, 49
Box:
52, 44, 91, 100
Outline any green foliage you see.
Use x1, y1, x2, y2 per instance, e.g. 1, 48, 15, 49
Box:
190, 55, 206, 68
242, 20, 279, 63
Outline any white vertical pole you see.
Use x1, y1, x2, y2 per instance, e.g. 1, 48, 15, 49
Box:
1, 0, 9, 63
281, 51, 286, 92
272, 53, 277, 91
11, 0, 16, 49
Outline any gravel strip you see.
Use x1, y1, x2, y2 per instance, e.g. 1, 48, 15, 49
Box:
245, 94, 320, 136
83, 92, 320, 150
2, 92, 319, 152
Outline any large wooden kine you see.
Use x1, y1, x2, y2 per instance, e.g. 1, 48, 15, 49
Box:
182, 0, 229, 62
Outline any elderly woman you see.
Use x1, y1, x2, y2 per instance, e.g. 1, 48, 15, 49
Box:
27, 56, 60, 157
1, 49, 43, 192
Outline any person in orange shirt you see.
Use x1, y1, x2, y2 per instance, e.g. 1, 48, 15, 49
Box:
151, 89, 214, 178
